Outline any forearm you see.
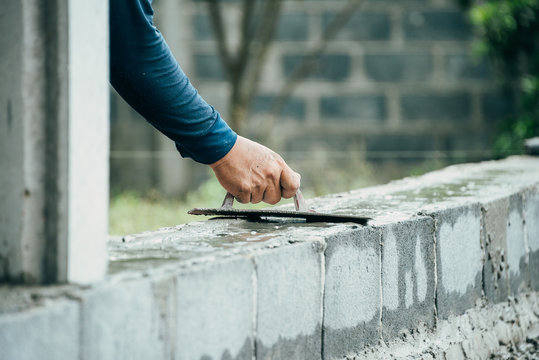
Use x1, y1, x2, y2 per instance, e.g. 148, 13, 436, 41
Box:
109, 0, 237, 164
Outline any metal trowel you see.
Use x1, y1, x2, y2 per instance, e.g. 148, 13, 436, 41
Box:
188, 189, 370, 224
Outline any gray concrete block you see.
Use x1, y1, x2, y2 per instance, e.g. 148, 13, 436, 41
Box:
0, 300, 79, 360
401, 93, 471, 122
322, 12, 390, 41
320, 95, 387, 122
175, 257, 254, 360
365, 134, 436, 155
481, 92, 515, 122
404, 11, 471, 41
194, 53, 225, 80
323, 227, 382, 359
381, 217, 436, 341
524, 187, 539, 290
193, 13, 213, 41
255, 241, 324, 360
506, 194, 528, 295
364, 53, 432, 82
445, 53, 490, 81
80, 278, 167, 360
431, 204, 483, 319
276, 13, 309, 41
283, 54, 351, 82
252, 95, 305, 120
482, 197, 510, 303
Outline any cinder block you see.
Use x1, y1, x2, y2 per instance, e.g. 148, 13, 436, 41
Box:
404, 11, 471, 41
319, 95, 387, 122
0, 300, 79, 360
194, 53, 224, 80
276, 13, 309, 41
481, 197, 510, 303
364, 53, 432, 82
255, 240, 324, 360
80, 278, 167, 360
524, 187, 539, 290
445, 53, 490, 81
322, 11, 390, 41
174, 257, 254, 360
432, 204, 482, 319
481, 92, 515, 121
401, 93, 471, 122
506, 194, 528, 295
283, 54, 351, 81
380, 217, 436, 341
252, 95, 306, 120
323, 227, 381, 359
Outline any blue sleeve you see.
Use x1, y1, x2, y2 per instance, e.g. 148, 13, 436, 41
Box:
109, 0, 237, 164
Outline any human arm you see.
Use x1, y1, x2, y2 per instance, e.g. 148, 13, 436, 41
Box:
110, 0, 300, 202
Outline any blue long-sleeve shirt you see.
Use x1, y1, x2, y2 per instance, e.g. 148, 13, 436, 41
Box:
110, 0, 237, 164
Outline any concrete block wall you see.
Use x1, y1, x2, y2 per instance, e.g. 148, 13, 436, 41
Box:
185, 0, 509, 159
110, 0, 512, 194
1, 156, 539, 359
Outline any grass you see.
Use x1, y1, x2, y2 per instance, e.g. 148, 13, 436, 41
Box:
109, 158, 454, 236
109, 176, 291, 236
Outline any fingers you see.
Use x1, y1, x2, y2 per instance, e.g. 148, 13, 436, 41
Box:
210, 135, 301, 205
280, 164, 301, 199
263, 182, 280, 205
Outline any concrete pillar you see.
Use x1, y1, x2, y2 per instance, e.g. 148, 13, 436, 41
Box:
0, 0, 109, 284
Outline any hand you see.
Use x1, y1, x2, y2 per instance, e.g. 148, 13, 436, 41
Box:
209, 136, 301, 205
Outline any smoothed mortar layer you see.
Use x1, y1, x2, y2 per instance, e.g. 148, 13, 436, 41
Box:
1, 156, 539, 359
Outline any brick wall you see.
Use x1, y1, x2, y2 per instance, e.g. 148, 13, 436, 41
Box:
110, 0, 514, 194
188, 0, 511, 158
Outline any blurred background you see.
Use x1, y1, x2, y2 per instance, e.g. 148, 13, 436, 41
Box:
109, 0, 539, 235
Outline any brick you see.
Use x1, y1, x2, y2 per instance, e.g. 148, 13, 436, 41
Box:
323, 227, 381, 359
80, 278, 167, 360
251, 95, 305, 121
380, 217, 436, 341
404, 11, 471, 41
193, 14, 213, 41
194, 53, 225, 80
282, 54, 351, 81
276, 13, 309, 41
445, 53, 490, 81
255, 241, 324, 360
506, 194, 528, 295
322, 11, 390, 41
174, 258, 254, 360
364, 53, 432, 82
481, 92, 515, 122
365, 134, 436, 156
482, 198, 510, 304
524, 187, 539, 290
0, 300, 79, 360
320, 95, 386, 122
431, 204, 483, 319
401, 94, 471, 122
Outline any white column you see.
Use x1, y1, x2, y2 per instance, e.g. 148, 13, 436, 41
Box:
0, 0, 109, 284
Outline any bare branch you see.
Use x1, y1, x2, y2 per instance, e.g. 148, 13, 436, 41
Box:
207, 0, 234, 75
242, 0, 283, 108
237, 0, 256, 72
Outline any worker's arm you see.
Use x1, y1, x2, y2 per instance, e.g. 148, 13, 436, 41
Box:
109, 0, 300, 202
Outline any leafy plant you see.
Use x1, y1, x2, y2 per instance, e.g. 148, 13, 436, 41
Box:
463, 0, 539, 156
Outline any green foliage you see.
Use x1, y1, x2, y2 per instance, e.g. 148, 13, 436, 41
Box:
465, 0, 539, 156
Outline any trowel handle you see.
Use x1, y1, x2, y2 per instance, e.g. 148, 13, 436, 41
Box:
221, 192, 235, 209
221, 189, 306, 211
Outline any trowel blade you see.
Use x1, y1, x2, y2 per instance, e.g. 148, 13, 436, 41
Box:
188, 207, 370, 225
